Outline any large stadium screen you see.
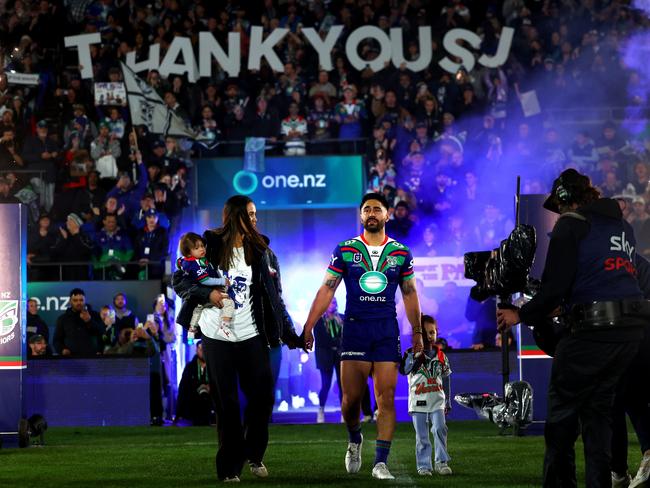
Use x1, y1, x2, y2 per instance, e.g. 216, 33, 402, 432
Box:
196, 156, 364, 209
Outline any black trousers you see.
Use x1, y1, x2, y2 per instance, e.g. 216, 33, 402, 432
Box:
543, 335, 639, 488
611, 328, 650, 475
203, 335, 274, 480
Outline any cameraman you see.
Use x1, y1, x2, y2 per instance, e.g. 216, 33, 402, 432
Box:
496, 169, 647, 488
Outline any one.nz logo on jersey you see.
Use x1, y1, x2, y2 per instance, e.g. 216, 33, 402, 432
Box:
359, 271, 388, 294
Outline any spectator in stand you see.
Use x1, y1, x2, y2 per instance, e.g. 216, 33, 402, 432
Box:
630, 162, 650, 196
0, 176, 19, 203
132, 193, 170, 230
568, 131, 599, 171
113, 292, 139, 334
595, 121, 627, 159
99, 305, 118, 351
28, 334, 50, 358
27, 212, 57, 280
435, 282, 468, 350
106, 152, 147, 216
474, 203, 512, 250
90, 122, 121, 180
334, 85, 366, 140
225, 104, 249, 141
281, 102, 308, 156
0, 127, 24, 171
26, 298, 49, 343
413, 226, 438, 257
465, 296, 498, 350
599, 171, 623, 198
92, 213, 134, 280
51, 213, 94, 280
431, 172, 455, 219
629, 196, 649, 230
162, 137, 191, 173
196, 105, 220, 147
104, 107, 126, 140
483, 68, 508, 127
175, 340, 215, 426
22, 120, 60, 170
251, 96, 280, 142
135, 209, 169, 279
53, 288, 103, 356
307, 95, 334, 143
367, 150, 396, 194
386, 200, 415, 244
63, 104, 95, 148
309, 70, 337, 106
164, 91, 190, 122
152, 293, 177, 421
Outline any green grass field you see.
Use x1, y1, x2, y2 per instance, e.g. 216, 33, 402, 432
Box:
0, 421, 642, 488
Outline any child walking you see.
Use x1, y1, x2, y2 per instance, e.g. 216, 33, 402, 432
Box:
400, 314, 452, 476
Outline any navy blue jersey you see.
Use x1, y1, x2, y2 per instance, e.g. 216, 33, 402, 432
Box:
326, 235, 415, 320
176, 256, 226, 287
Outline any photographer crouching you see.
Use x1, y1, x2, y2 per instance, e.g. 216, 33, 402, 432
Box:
496, 169, 649, 488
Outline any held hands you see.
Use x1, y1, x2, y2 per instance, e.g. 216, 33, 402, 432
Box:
412, 332, 424, 355
303, 324, 314, 351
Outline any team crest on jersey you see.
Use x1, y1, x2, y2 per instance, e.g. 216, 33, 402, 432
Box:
386, 256, 398, 267
353, 253, 362, 263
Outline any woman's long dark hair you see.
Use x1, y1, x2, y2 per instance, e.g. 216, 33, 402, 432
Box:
215, 195, 268, 270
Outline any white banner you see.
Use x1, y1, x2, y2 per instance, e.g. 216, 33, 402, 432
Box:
413, 256, 474, 288
6, 72, 40, 86
65, 26, 514, 80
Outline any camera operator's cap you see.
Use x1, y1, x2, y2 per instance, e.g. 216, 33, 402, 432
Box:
543, 168, 590, 213
36, 120, 48, 128
67, 213, 83, 227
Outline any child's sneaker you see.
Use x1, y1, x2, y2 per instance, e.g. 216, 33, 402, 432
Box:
435, 462, 452, 475
418, 468, 433, 476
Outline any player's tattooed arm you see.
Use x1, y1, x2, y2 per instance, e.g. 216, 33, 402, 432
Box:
323, 273, 342, 290
400, 278, 417, 296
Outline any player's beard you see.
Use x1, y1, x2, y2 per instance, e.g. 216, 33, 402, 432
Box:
363, 218, 384, 233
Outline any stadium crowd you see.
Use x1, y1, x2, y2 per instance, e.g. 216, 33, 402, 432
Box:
1, 2, 650, 350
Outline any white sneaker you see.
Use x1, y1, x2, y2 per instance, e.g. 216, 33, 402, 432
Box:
249, 462, 268, 478
418, 468, 433, 476
308, 391, 320, 406
435, 462, 453, 475
316, 408, 325, 424
630, 452, 650, 488
372, 462, 395, 480
223, 476, 240, 483
612, 471, 631, 488
345, 434, 363, 473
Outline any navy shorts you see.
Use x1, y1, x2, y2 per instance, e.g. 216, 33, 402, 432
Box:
340, 316, 401, 363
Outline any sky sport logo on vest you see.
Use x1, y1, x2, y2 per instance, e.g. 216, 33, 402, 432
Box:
0, 300, 19, 345
606, 231, 636, 275
359, 271, 388, 301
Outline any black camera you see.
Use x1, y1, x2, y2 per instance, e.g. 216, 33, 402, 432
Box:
464, 224, 537, 302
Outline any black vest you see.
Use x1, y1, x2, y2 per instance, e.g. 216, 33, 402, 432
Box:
571, 213, 642, 305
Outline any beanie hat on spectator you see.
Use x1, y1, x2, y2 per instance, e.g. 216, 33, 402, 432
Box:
67, 213, 83, 227
36, 120, 48, 129
29, 334, 45, 344
145, 208, 158, 217
152, 140, 165, 149
98, 121, 110, 130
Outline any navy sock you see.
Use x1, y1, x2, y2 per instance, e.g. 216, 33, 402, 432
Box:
375, 439, 391, 465
347, 423, 362, 444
